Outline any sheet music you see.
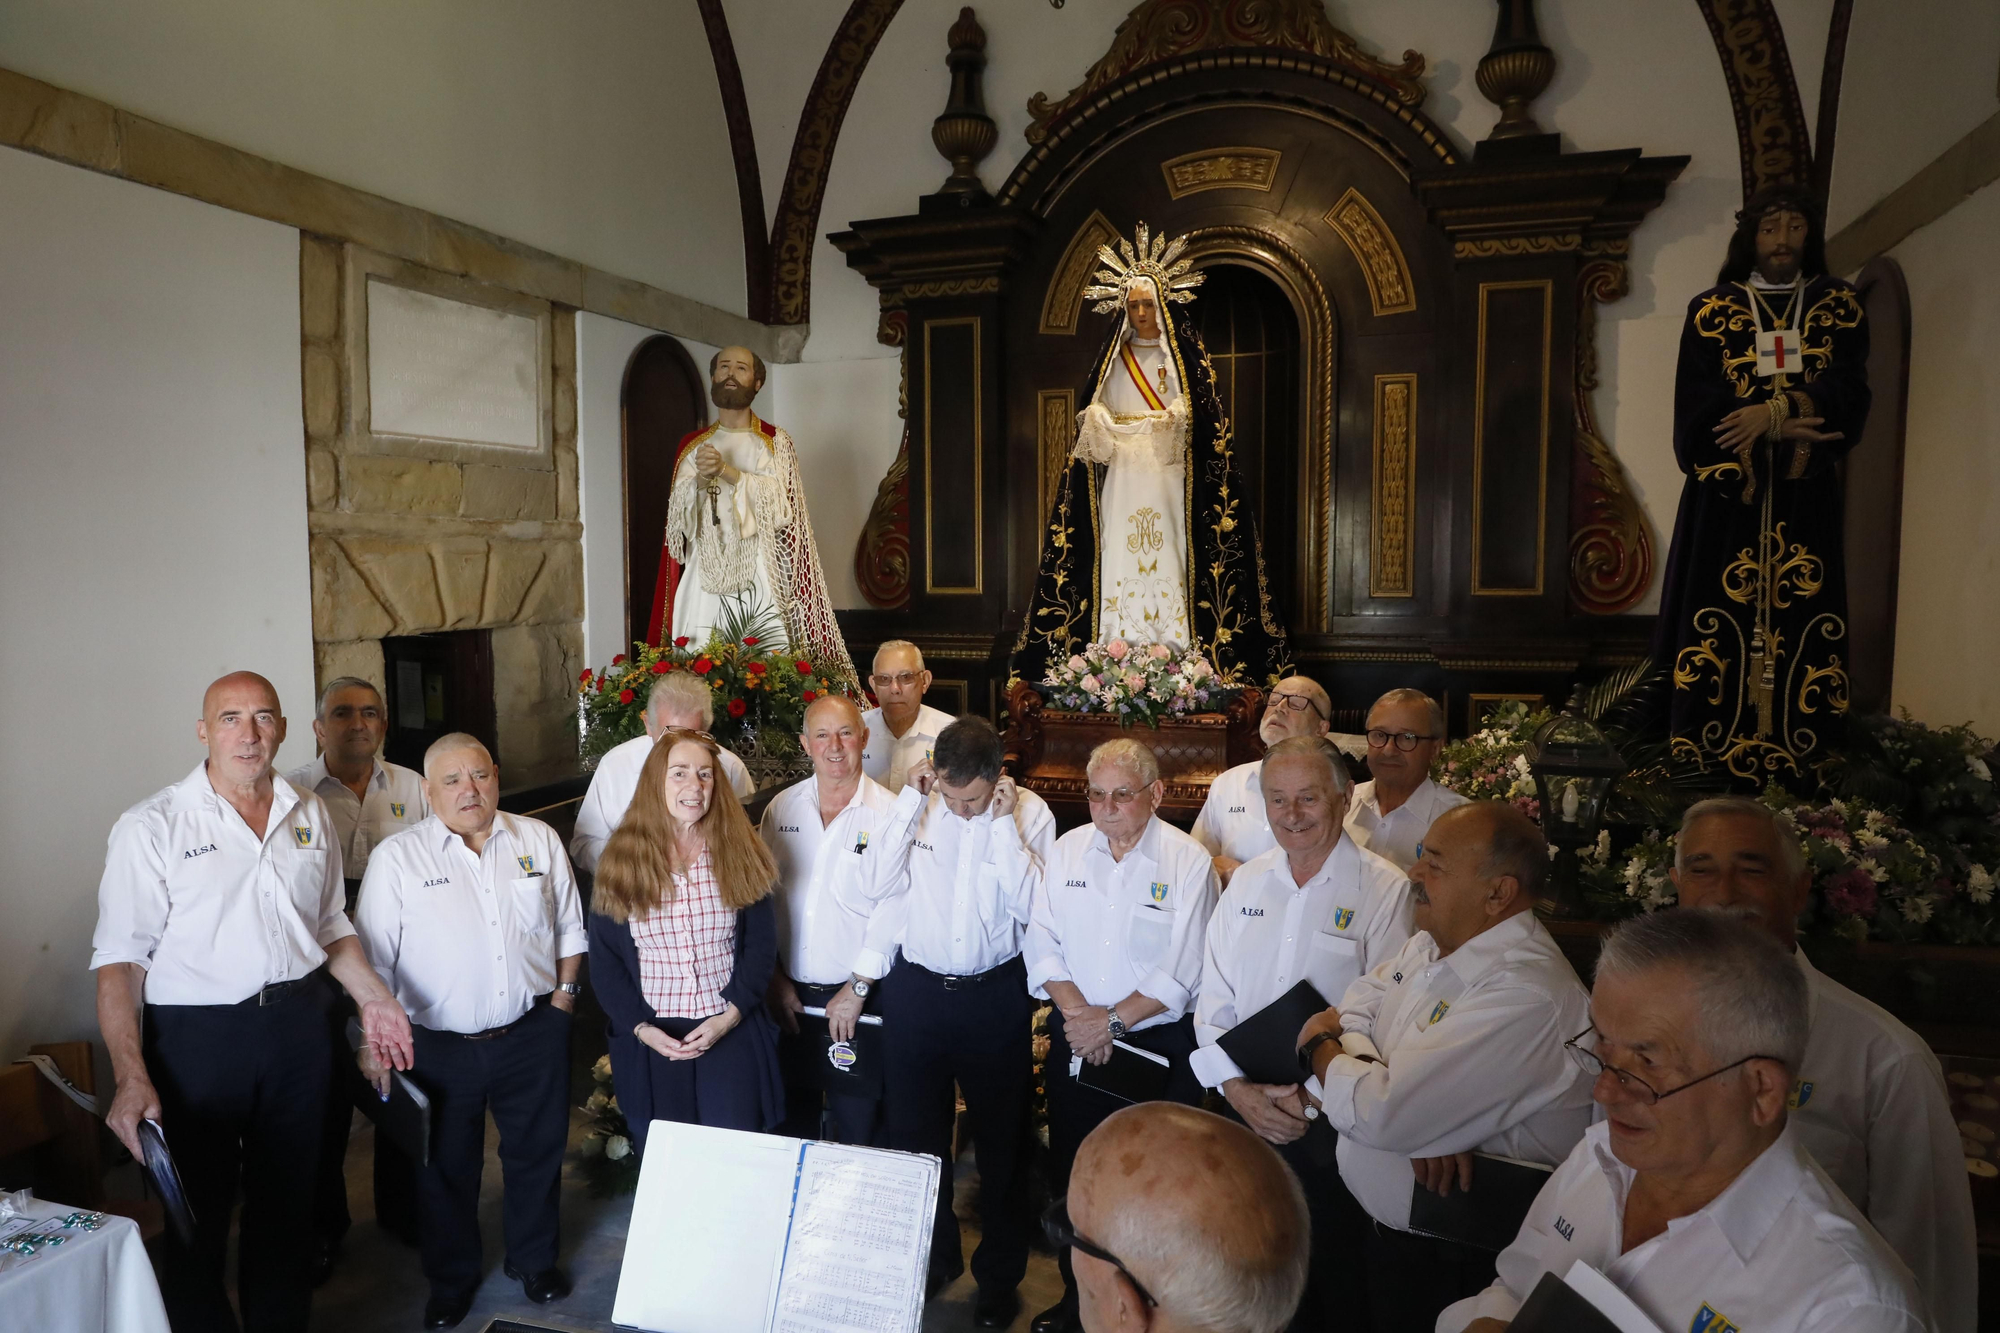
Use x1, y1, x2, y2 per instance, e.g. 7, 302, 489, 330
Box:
769, 1143, 937, 1333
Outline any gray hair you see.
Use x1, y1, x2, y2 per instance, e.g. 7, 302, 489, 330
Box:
422, 732, 493, 780
872, 639, 924, 671
1369, 687, 1445, 739
1596, 907, 1809, 1071
316, 675, 382, 721
1100, 1172, 1309, 1333
1087, 737, 1160, 788
646, 671, 714, 728
1261, 734, 1350, 793
1676, 796, 1807, 884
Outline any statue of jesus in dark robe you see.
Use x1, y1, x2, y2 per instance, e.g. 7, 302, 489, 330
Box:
1655, 185, 1871, 784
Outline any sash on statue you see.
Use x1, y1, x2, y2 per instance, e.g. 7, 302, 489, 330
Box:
1119, 341, 1168, 412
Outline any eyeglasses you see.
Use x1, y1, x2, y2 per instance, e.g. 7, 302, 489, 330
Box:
1086, 786, 1145, 807
1042, 1200, 1157, 1309
658, 727, 720, 747
1265, 692, 1326, 718
1562, 1025, 1780, 1106
1366, 728, 1440, 752
870, 672, 922, 690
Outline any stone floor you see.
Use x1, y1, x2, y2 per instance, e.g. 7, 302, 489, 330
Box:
307, 1111, 1065, 1333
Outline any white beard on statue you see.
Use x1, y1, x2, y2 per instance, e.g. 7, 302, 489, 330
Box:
1074, 331, 1191, 650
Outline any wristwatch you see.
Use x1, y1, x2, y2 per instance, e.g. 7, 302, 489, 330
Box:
1298, 1031, 1337, 1077
849, 976, 873, 1000
1105, 1007, 1129, 1041
557, 982, 581, 996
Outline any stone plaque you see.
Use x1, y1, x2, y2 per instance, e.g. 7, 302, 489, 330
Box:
367, 278, 540, 450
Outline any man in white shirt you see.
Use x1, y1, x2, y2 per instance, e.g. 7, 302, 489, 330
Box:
1669, 795, 1974, 1333
284, 675, 430, 1270
572, 671, 753, 874
870, 716, 1057, 1326
760, 694, 917, 1143
1190, 674, 1331, 884
1192, 734, 1412, 1330
1441, 909, 1932, 1333
1025, 738, 1219, 1333
354, 734, 586, 1330
861, 639, 955, 794
90, 672, 414, 1333
1299, 801, 1592, 1332
1344, 688, 1465, 872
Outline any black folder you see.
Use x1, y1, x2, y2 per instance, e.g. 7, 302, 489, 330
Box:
1075, 1040, 1172, 1104
1406, 1152, 1553, 1251
345, 1018, 432, 1166
1511, 1270, 1641, 1333
137, 1118, 197, 1248
796, 1007, 886, 1098
1215, 979, 1330, 1086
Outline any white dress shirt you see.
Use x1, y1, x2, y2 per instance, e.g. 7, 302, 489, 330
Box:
860, 703, 955, 795
1188, 760, 1275, 865
353, 813, 586, 1034
1318, 911, 1593, 1229
864, 785, 1058, 976
571, 732, 754, 872
284, 754, 429, 883
1438, 1123, 1933, 1333
1025, 816, 1218, 1029
760, 774, 919, 984
1190, 836, 1412, 1089
1342, 777, 1468, 872
1790, 951, 1976, 1333
91, 763, 353, 1006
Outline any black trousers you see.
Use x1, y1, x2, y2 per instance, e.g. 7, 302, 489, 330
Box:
1044, 1012, 1202, 1302
409, 1000, 572, 1302
143, 982, 332, 1333
777, 979, 884, 1145
879, 955, 1034, 1292
313, 969, 357, 1244
1363, 1220, 1498, 1333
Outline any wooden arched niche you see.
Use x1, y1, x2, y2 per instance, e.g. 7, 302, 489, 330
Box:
998, 54, 1457, 636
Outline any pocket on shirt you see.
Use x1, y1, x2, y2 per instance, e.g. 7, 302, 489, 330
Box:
284, 843, 332, 915
510, 876, 555, 936
1305, 931, 1360, 1004
1126, 904, 1175, 969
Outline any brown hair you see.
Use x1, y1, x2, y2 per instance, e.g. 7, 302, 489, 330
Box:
592, 730, 776, 922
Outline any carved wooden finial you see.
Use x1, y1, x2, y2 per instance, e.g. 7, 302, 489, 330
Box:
932, 7, 997, 197
1476, 0, 1556, 140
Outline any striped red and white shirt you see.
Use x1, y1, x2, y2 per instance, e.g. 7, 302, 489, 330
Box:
629, 851, 736, 1019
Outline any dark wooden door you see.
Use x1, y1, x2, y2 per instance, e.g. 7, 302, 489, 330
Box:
622, 336, 708, 650
1843, 258, 1911, 714
381, 630, 497, 772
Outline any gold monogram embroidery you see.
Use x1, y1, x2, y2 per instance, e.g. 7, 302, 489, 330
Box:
1127, 507, 1165, 556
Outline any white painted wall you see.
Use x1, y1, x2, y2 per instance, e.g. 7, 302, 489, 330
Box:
0, 147, 313, 1065
0, 0, 747, 314
1887, 178, 2000, 736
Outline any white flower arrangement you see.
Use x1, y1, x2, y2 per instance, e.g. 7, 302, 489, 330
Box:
1040, 639, 1225, 727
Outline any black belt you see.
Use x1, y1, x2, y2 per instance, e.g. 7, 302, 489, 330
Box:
431, 993, 552, 1042
905, 955, 1023, 992
234, 973, 320, 1008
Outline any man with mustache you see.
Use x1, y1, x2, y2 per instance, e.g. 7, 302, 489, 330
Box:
648, 344, 856, 687
1655, 184, 1870, 781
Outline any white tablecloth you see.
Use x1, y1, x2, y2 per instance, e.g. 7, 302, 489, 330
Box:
0, 1197, 169, 1333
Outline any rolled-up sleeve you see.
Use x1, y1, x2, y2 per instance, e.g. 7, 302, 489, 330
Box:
1189, 896, 1247, 1089
549, 843, 589, 958
1024, 854, 1070, 1000
90, 810, 169, 972
311, 811, 354, 948
352, 846, 404, 992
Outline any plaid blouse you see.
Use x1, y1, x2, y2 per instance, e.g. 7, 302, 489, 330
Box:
628, 850, 736, 1019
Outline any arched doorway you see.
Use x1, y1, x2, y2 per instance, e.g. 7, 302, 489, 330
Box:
621, 336, 707, 649
1194, 262, 1302, 620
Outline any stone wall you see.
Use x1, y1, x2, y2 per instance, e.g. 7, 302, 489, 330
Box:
302, 235, 584, 786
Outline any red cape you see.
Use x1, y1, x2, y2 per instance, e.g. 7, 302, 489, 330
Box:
646, 416, 780, 646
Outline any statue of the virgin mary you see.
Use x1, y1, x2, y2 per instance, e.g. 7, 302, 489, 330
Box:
1013, 223, 1291, 686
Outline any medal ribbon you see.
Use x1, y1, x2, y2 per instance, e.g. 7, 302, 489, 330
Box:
1119, 340, 1168, 412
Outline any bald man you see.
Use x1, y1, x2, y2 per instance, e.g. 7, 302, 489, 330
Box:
1063, 1103, 1309, 1333
1190, 674, 1332, 885
759, 695, 920, 1144
91, 672, 414, 1333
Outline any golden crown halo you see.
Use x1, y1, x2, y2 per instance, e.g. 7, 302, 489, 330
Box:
1082, 221, 1204, 315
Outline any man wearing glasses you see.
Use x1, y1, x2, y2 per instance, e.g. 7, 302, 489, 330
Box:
1670, 797, 1974, 1333
1296, 802, 1591, 1332
1343, 688, 1465, 872
1056, 1103, 1310, 1333
1190, 674, 1332, 885
1025, 738, 1219, 1333
860, 640, 955, 795
1440, 910, 1930, 1333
